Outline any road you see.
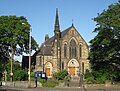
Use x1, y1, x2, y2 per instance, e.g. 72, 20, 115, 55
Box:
0, 87, 120, 91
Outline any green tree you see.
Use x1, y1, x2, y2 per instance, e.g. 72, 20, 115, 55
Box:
89, 1, 120, 81
0, 15, 38, 79
0, 42, 9, 80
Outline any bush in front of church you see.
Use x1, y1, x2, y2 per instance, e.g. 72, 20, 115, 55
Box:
53, 70, 68, 80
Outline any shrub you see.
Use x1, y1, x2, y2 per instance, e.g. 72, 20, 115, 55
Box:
37, 77, 46, 83
30, 71, 35, 81
53, 70, 68, 80
37, 77, 59, 87
84, 71, 94, 84
85, 70, 111, 84
13, 69, 28, 81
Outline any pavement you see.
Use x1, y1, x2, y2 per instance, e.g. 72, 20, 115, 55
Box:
1, 86, 120, 91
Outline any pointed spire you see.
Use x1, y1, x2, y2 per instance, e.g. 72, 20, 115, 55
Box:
54, 8, 60, 33
55, 8, 59, 27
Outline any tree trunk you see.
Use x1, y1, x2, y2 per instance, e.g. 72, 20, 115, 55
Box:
10, 47, 14, 81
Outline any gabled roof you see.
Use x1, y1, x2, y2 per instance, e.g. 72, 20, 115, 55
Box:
35, 24, 88, 56
61, 25, 73, 38
61, 24, 89, 48
36, 26, 73, 56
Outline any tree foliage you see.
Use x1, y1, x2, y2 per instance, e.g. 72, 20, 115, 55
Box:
85, 70, 112, 84
0, 15, 38, 78
89, 1, 120, 81
0, 15, 38, 56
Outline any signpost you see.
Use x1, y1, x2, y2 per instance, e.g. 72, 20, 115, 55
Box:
34, 71, 47, 88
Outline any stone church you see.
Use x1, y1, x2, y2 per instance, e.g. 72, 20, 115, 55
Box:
34, 8, 90, 78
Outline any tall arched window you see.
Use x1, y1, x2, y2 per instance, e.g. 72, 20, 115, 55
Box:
82, 62, 84, 73
79, 44, 82, 57
69, 39, 77, 58
64, 44, 67, 58
39, 56, 42, 66
62, 62, 64, 70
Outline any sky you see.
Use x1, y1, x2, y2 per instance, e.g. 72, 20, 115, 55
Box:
0, 0, 118, 61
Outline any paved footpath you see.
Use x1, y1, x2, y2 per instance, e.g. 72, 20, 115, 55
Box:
1, 87, 120, 91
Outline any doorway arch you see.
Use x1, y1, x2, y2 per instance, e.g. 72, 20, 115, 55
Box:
45, 62, 53, 78
68, 59, 79, 76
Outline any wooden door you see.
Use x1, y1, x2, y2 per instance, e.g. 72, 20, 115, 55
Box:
46, 68, 50, 76
69, 67, 75, 76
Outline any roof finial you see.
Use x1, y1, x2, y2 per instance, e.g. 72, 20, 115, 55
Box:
72, 19, 74, 26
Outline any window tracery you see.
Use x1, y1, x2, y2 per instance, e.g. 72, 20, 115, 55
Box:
69, 39, 77, 58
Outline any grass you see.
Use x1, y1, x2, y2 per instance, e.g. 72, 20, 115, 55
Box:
37, 78, 59, 87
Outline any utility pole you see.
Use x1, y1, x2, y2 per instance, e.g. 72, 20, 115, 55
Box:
22, 23, 31, 87
28, 28, 32, 88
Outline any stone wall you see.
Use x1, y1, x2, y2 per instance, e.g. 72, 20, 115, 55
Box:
1, 81, 37, 88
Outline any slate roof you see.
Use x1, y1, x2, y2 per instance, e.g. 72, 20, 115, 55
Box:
36, 25, 73, 56
36, 24, 88, 56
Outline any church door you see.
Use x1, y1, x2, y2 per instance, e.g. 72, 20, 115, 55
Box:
46, 68, 50, 76
69, 67, 75, 76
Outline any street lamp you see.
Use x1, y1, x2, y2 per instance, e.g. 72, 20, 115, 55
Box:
22, 23, 31, 87
28, 27, 32, 88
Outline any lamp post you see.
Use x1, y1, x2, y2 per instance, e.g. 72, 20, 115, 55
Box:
22, 23, 31, 87
28, 27, 32, 88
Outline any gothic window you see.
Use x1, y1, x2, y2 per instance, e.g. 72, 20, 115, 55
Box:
62, 62, 64, 70
39, 56, 42, 66
79, 44, 82, 57
82, 62, 84, 73
75, 47, 77, 57
64, 44, 67, 58
69, 47, 71, 58
69, 39, 77, 58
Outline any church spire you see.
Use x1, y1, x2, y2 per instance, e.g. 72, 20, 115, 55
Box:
54, 8, 60, 34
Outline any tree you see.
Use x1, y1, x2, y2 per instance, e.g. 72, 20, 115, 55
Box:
0, 43, 9, 80
0, 15, 38, 79
89, 1, 120, 81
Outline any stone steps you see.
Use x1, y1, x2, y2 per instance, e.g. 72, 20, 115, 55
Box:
68, 76, 80, 87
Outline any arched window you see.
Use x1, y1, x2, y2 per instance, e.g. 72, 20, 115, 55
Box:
64, 44, 67, 58
62, 62, 64, 70
79, 44, 82, 57
82, 62, 84, 73
69, 39, 77, 58
39, 56, 42, 66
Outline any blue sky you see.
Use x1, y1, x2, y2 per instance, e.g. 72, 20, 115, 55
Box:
0, 0, 118, 61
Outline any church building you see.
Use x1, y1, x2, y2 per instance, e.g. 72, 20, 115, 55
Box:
34, 8, 90, 78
